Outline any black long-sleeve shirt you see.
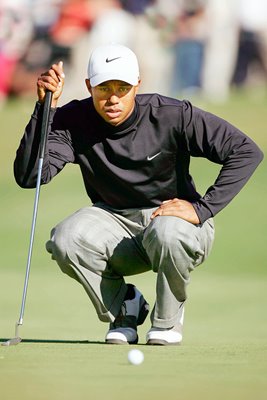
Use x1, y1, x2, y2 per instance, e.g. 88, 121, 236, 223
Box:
14, 94, 263, 224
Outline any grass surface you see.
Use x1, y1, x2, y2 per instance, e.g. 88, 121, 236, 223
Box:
0, 89, 267, 400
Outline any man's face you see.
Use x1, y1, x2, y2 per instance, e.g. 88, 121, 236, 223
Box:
86, 79, 140, 126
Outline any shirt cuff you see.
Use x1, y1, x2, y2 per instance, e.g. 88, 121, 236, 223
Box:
35, 101, 57, 120
192, 200, 213, 224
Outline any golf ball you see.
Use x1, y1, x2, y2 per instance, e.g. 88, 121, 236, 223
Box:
128, 349, 144, 365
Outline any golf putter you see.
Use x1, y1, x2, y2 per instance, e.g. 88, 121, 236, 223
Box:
2, 91, 52, 346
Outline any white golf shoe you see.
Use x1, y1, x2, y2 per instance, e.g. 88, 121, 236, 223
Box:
146, 302, 185, 345
105, 284, 149, 345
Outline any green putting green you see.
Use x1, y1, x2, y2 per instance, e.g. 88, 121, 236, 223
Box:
0, 90, 266, 400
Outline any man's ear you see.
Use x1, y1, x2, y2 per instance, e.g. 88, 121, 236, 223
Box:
134, 79, 141, 94
85, 79, 92, 95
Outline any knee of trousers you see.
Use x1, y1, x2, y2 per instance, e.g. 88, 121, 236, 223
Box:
142, 216, 203, 270
46, 218, 104, 270
46, 224, 75, 269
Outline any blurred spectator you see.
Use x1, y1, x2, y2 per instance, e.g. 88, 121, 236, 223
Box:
135, 0, 178, 96
232, 0, 267, 88
202, 0, 239, 102
5, 0, 63, 98
59, 0, 130, 103
18, 0, 63, 71
119, 0, 153, 15
49, 0, 93, 64
60, 0, 174, 103
31, 0, 63, 37
2, 0, 267, 105
85, 0, 135, 47
11, 0, 94, 99
171, 0, 208, 97
0, 0, 33, 105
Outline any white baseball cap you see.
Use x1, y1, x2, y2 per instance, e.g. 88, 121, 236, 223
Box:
87, 44, 140, 87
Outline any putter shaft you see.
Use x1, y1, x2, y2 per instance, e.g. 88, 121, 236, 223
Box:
2, 91, 52, 347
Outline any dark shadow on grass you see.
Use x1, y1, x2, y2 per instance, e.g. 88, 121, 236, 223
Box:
0, 338, 105, 344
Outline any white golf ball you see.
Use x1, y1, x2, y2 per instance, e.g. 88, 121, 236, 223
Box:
128, 349, 144, 365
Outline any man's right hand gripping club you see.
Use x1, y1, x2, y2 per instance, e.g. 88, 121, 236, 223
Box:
37, 61, 65, 108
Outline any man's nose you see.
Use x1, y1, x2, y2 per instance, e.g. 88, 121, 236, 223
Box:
108, 93, 120, 103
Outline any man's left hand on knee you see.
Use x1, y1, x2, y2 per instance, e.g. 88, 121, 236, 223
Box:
150, 198, 200, 225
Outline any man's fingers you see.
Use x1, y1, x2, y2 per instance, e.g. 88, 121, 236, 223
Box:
50, 61, 65, 81
37, 61, 65, 104
151, 198, 175, 219
59, 61, 65, 78
150, 198, 200, 225
162, 199, 173, 204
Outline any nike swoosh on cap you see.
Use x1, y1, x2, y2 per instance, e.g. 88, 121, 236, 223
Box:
106, 57, 121, 63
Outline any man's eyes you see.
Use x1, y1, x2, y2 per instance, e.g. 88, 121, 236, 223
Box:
98, 86, 131, 93
119, 86, 131, 92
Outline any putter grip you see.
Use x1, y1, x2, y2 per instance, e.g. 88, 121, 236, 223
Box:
39, 90, 52, 159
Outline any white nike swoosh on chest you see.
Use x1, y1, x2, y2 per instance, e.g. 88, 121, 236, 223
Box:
146, 152, 161, 161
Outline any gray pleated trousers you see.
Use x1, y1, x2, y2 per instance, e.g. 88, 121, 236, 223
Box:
46, 203, 215, 329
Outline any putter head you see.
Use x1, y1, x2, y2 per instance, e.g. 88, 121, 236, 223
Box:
1, 337, 22, 346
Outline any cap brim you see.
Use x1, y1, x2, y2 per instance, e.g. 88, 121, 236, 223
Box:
90, 72, 139, 87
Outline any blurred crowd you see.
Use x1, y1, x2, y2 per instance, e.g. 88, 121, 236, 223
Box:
1, 0, 267, 107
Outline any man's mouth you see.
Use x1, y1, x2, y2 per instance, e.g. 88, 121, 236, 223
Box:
105, 109, 122, 119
